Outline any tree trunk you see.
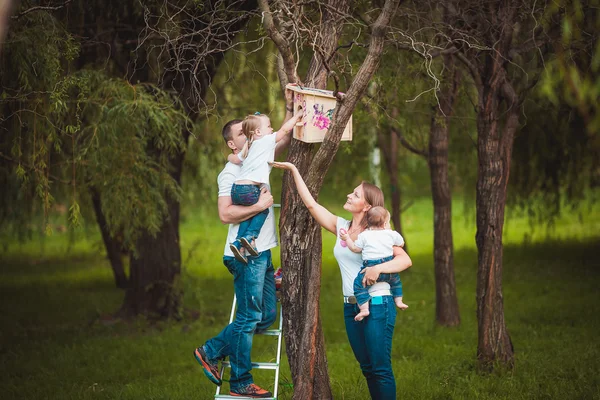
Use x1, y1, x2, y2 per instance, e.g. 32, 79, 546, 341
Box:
429, 59, 460, 326
475, 75, 517, 368
119, 148, 184, 318
379, 127, 401, 231
90, 188, 129, 289
275, 1, 400, 398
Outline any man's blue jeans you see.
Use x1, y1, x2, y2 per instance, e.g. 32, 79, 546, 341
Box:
203, 251, 277, 390
353, 256, 403, 305
344, 295, 397, 399
231, 184, 269, 244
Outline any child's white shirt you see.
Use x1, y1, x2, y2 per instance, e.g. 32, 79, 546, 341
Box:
354, 229, 404, 260
236, 133, 277, 184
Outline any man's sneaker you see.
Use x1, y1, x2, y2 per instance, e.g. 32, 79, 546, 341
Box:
240, 237, 259, 256
229, 242, 248, 264
193, 346, 222, 386
230, 383, 273, 398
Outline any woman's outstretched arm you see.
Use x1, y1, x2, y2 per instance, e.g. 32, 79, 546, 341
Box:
270, 161, 338, 234
362, 245, 412, 286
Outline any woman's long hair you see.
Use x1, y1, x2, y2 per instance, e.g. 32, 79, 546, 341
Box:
351, 181, 384, 232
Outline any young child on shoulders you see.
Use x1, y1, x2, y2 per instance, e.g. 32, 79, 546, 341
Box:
227, 110, 303, 264
341, 206, 408, 321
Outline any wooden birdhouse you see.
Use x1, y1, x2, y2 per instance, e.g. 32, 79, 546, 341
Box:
286, 83, 353, 143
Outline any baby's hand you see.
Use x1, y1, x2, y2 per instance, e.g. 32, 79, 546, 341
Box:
339, 228, 348, 247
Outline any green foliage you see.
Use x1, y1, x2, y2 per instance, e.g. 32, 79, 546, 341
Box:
541, 0, 600, 135
0, 11, 190, 250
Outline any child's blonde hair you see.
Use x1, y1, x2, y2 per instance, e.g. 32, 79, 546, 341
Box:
242, 114, 268, 147
366, 206, 390, 229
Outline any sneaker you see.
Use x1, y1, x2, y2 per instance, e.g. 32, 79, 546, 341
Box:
193, 346, 222, 386
230, 383, 273, 398
240, 237, 259, 257
229, 242, 248, 264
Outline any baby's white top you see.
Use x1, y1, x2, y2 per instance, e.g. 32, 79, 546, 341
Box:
355, 229, 404, 260
236, 133, 277, 184
334, 217, 392, 297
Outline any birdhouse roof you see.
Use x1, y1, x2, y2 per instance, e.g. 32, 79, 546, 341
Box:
286, 83, 344, 99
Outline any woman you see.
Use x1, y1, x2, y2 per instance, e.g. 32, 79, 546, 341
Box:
271, 161, 412, 400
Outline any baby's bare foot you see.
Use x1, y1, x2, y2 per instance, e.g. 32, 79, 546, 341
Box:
395, 300, 408, 310
354, 310, 370, 321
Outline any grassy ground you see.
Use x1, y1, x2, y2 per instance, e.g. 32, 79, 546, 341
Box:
0, 197, 599, 399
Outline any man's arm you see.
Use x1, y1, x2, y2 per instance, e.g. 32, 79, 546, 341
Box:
217, 188, 274, 225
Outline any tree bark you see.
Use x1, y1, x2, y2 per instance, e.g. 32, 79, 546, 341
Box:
474, 56, 517, 368
429, 57, 460, 326
90, 188, 128, 289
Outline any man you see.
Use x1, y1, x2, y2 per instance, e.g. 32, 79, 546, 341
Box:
194, 101, 293, 398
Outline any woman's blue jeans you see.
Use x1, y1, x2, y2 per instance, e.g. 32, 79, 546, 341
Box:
231, 184, 269, 243
203, 251, 277, 390
344, 295, 397, 399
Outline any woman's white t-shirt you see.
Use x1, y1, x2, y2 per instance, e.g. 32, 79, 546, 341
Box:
333, 217, 392, 297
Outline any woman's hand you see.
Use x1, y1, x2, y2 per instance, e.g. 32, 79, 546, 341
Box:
269, 161, 297, 171
361, 265, 381, 287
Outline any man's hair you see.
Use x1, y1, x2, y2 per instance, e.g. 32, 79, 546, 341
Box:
366, 206, 390, 228
222, 119, 243, 142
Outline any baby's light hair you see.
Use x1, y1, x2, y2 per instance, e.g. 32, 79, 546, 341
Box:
242, 114, 269, 146
366, 206, 390, 229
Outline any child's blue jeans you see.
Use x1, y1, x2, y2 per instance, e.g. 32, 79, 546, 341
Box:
353, 256, 403, 306
231, 183, 268, 245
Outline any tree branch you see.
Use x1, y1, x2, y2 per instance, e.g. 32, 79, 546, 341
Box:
393, 127, 428, 158
306, 0, 401, 189
11, 0, 72, 20
258, 0, 301, 85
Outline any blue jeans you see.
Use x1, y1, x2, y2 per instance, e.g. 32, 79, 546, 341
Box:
203, 251, 277, 390
353, 256, 402, 306
344, 295, 397, 399
231, 184, 269, 244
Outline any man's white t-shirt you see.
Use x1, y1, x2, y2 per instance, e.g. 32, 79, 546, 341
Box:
218, 162, 278, 257
355, 229, 404, 260
333, 217, 392, 297
236, 133, 277, 184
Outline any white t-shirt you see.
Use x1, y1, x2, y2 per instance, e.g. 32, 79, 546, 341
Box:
236, 133, 277, 184
218, 162, 278, 257
355, 229, 404, 260
333, 217, 392, 297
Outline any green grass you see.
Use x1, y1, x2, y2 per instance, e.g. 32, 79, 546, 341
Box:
1, 197, 599, 399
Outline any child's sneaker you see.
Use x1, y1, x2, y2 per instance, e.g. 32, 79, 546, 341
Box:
229, 241, 248, 264
193, 346, 222, 386
240, 237, 259, 256
230, 383, 272, 398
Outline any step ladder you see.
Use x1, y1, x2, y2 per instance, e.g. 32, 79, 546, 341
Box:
215, 293, 283, 400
